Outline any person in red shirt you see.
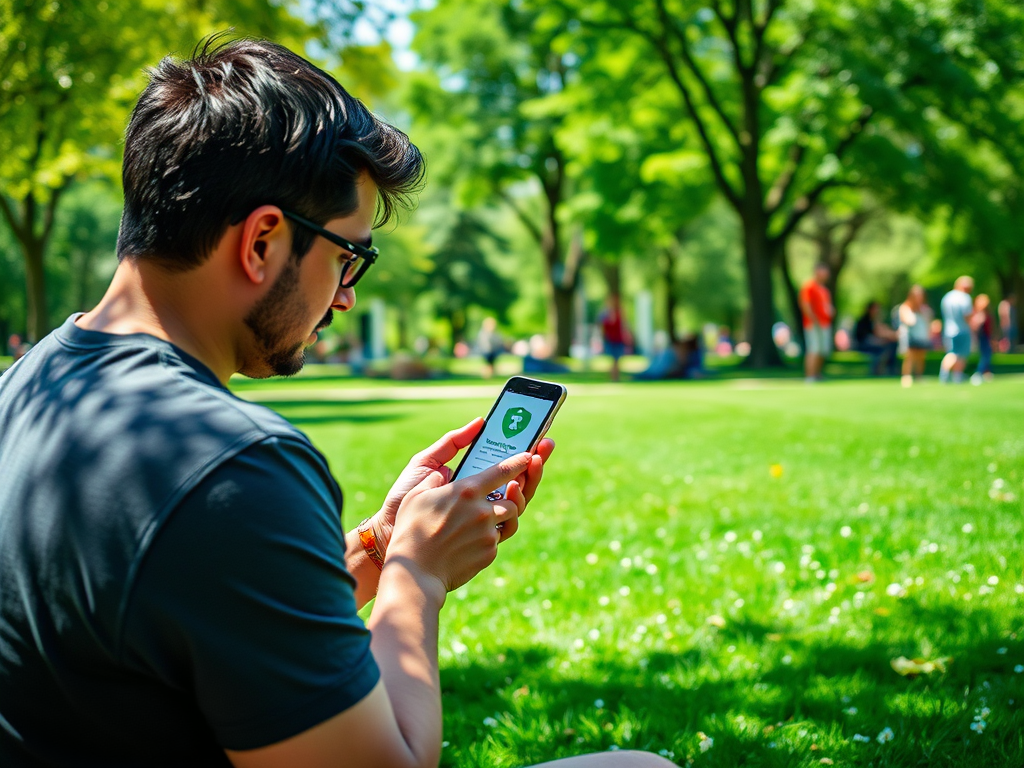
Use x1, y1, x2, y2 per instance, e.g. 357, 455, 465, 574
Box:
799, 263, 835, 381
599, 294, 632, 382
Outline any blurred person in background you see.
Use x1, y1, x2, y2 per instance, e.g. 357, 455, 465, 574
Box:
999, 294, 1018, 352
799, 262, 835, 382
852, 301, 898, 376
521, 333, 569, 374
929, 318, 945, 350
598, 294, 631, 382
898, 285, 933, 387
475, 316, 505, 379
971, 294, 994, 385
715, 326, 733, 356
939, 275, 975, 384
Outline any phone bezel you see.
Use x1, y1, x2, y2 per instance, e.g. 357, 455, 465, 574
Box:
451, 376, 567, 482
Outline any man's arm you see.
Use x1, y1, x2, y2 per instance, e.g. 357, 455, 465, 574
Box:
226, 456, 533, 768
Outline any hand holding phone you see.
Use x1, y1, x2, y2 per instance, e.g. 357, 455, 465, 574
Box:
451, 376, 567, 500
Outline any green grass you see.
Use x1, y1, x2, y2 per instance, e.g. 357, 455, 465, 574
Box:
238, 374, 1024, 767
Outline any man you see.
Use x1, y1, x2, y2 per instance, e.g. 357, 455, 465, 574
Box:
799, 263, 835, 381
939, 275, 975, 384
0, 40, 668, 768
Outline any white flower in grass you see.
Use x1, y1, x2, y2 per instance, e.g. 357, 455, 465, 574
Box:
876, 727, 894, 744
997, 647, 1008, 655
594, 699, 604, 708
843, 707, 858, 715
852, 734, 870, 743
483, 717, 498, 727
697, 732, 713, 752
1014, 664, 1024, 674
970, 720, 986, 734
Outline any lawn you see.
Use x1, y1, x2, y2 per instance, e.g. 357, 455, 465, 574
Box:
238, 374, 1024, 767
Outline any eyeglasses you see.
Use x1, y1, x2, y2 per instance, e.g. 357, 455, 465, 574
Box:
280, 210, 379, 289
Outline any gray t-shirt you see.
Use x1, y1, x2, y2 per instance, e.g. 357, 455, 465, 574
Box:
0, 317, 378, 766
941, 289, 973, 338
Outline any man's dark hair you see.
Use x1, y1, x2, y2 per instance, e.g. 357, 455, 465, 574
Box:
117, 37, 423, 269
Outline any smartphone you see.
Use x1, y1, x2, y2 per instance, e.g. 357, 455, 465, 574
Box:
451, 376, 567, 500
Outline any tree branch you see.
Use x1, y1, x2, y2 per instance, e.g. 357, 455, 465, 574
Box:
764, 138, 808, 216
42, 177, 71, 244
769, 106, 873, 245
496, 186, 544, 245
647, 30, 742, 208
656, 0, 742, 149
711, 0, 751, 75
0, 195, 26, 243
752, 0, 781, 79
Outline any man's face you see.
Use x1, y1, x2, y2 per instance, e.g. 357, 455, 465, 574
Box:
815, 266, 830, 284
240, 175, 377, 378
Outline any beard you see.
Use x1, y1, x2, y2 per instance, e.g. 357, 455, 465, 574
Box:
242, 257, 333, 378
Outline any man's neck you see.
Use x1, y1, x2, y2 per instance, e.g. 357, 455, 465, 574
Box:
76, 259, 239, 383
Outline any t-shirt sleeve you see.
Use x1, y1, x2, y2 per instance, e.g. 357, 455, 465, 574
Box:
120, 436, 380, 751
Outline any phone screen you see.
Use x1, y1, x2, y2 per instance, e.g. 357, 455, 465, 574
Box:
453, 389, 557, 493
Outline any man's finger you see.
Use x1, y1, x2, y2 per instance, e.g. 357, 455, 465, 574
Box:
460, 452, 532, 497
504, 480, 527, 515
520, 454, 545, 505
416, 418, 485, 466
512, 438, 555, 494
534, 438, 555, 463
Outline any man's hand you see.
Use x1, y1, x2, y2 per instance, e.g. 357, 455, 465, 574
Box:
368, 418, 555, 552
385, 454, 534, 593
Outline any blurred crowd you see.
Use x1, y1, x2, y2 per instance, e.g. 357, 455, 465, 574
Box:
9, 276, 1013, 385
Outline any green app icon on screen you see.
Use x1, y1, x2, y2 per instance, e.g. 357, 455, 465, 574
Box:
501, 407, 532, 439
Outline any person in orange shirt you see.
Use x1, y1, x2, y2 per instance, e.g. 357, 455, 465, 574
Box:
799, 263, 835, 381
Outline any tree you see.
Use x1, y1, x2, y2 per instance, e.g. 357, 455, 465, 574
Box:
554, 28, 718, 342
406, 0, 586, 355
548, 0, 1000, 367
423, 210, 517, 345
0, 0, 373, 341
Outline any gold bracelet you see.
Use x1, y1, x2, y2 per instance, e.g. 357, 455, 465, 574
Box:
357, 517, 386, 571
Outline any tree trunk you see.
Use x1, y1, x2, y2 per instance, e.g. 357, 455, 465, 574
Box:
598, 259, 621, 297
778, 248, 805, 351
742, 217, 783, 368
24, 239, 47, 343
551, 283, 575, 358
662, 247, 677, 342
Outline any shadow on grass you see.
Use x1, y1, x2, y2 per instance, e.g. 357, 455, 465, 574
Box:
438, 600, 1024, 767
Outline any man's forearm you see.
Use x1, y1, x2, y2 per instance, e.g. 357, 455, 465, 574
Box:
345, 527, 383, 610
367, 558, 446, 768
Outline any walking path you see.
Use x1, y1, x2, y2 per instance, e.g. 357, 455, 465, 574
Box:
231, 375, 944, 404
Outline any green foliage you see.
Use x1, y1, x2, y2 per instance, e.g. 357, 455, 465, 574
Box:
245, 375, 1024, 767
0, 0, 390, 339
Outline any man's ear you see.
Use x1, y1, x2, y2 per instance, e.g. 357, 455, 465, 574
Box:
237, 206, 290, 285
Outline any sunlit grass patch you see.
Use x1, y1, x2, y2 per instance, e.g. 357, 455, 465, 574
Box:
245, 375, 1024, 767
